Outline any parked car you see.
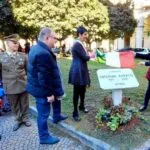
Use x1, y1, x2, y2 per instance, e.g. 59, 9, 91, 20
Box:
117, 47, 134, 52
118, 47, 150, 54
134, 48, 150, 54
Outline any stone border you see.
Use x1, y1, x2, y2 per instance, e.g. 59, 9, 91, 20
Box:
29, 106, 116, 150
134, 139, 150, 150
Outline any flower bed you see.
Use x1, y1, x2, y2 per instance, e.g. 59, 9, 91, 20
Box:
96, 96, 143, 131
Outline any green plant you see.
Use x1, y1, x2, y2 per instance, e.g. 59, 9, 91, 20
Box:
124, 105, 139, 114
120, 111, 132, 124
96, 104, 145, 131
96, 108, 110, 123
107, 113, 121, 131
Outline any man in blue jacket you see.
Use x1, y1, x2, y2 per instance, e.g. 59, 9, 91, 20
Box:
26, 27, 67, 144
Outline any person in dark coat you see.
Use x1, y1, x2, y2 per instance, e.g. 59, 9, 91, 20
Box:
68, 26, 91, 121
26, 27, 67, 145
24, 41, 30, 54
135, 52, 150, 111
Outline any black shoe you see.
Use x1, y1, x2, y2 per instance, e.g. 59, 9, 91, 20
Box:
139, 106, 147, 112
53, 115, 68, 124
79, 107, 89, 113
13, 123, 21, 131
2, 108, 11, 112
73, 116, 81, 122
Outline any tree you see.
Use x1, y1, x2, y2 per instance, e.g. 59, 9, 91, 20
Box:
0, 0, 16, 38
11, 0, 109, 41
67, 0, 110, 41
100, 0, 137, 46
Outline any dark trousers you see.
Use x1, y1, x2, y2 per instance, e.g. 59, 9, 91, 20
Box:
73, 85, 86, 117
52, 99, 61, 119
35, 97, 61, 139
144, 80, 150, 108
7, 92, 29, 123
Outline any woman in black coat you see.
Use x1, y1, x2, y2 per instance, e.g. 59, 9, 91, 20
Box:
68, 26, 91, 121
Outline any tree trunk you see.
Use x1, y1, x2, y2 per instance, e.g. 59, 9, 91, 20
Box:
124, 36, 130, 48
109, 40, 114, 51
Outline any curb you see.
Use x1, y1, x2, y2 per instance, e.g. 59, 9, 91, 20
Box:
134, 139, 150, 150
29, 106, 115, 150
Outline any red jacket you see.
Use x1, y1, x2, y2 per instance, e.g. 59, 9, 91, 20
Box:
146, 68, 150, 80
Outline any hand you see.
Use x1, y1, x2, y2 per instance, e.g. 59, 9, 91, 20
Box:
138, 61, 145, 66
89, 51, 96, 59
47, 95, 55, 103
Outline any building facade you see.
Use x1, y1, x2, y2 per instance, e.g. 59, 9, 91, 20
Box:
100, 0, 150, 51
131, 0, 150, 48
116, 0, 150, 49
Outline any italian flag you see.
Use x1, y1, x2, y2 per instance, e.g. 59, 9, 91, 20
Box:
96, 49, 106, 64
105, 51, 135, 68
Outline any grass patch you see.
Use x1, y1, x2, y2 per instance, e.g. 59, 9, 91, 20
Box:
30, 58, 150, 149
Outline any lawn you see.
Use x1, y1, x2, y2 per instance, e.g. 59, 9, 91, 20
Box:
30, 58, 150, 149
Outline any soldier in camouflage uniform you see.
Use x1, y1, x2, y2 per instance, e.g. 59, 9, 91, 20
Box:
0, 34, 31, 131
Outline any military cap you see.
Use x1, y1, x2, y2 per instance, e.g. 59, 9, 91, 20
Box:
4, 34, 20, 42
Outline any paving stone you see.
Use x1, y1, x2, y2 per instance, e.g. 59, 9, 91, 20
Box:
0, 112, 91, 150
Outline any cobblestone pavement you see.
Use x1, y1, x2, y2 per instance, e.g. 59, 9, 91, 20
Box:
0, 112, 91, 150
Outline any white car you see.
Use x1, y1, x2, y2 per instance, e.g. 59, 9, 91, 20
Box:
134, 48, 150, 54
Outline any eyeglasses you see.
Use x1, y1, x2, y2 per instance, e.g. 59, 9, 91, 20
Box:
10, 40, 19, 45
49, 35, 58, 40
53, 37, 58, 40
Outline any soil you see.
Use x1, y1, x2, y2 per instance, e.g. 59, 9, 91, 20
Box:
118, 116, 139, 132
87, 108, 97, 127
